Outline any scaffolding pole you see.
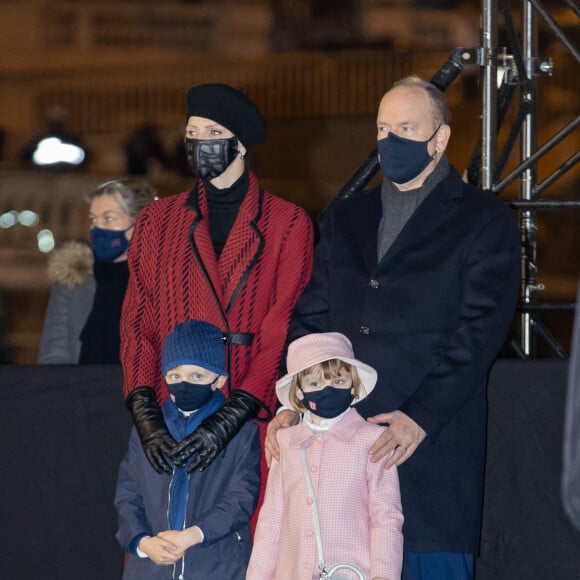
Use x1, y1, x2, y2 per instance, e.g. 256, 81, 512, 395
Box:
338, 0, 579, 357
481, 0, 579, 357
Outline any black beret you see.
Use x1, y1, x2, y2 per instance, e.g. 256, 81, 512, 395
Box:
186, 83, 267, 148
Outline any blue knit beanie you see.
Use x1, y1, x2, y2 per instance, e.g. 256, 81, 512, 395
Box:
162, 320, 228, 377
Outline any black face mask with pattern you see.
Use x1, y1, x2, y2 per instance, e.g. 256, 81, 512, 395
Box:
184, 137, 239, 180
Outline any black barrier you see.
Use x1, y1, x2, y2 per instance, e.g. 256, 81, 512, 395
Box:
0, 361, 579, 579
0, 365, 131, 580
477, 359, 580, 578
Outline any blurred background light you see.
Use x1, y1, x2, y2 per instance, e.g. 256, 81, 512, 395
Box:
37, 229, 55, 253
32, 137, 86, 166
18, 210, 39, 227
0, 211, 18, 229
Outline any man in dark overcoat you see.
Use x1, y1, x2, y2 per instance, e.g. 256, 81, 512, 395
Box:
267, 76, 521, 580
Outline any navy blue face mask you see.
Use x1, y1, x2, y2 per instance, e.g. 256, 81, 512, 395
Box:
90, 225, 133, 262
377, 126, 440, 184
167, 380, 216, 412
184, 137, 239, 180
299, 386, 354, 419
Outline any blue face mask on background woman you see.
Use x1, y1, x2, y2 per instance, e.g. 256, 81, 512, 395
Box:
377, 126, 440, 184
90, 224, 133, 262
300, 385, 354, 419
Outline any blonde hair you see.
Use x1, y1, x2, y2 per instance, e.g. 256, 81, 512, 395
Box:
288, 359, 365, 413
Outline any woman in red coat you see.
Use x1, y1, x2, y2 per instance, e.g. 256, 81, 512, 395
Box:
121, 84, 314, 483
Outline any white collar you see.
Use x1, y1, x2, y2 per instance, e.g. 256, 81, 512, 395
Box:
304, 407, 352, 433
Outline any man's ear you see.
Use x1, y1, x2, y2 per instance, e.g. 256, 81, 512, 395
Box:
435, 124, 451, 154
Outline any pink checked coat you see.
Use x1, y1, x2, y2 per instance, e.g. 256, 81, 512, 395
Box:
247, 409, 404, 580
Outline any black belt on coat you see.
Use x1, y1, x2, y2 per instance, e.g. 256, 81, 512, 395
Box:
223, 332, 254, 346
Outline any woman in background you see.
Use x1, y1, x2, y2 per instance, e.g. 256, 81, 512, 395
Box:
38, 178, 157, 364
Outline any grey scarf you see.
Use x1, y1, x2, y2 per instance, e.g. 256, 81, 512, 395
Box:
377, 155, 449, 262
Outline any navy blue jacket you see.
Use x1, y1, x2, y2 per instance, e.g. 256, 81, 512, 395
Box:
115, 418, 261, 579
290, 166, 520, 553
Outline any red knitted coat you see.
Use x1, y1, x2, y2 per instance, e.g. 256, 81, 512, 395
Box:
120, 172, 314, 416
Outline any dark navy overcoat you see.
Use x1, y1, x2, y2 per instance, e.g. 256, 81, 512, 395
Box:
291, 165, 521, 553
115, 419, 261, 579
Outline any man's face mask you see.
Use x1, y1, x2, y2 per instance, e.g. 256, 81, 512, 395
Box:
377, 126, 440, 184
184, 137, 239, 180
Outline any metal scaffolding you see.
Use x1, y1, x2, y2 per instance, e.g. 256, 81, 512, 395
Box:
479, 0, 579, 357
337, 0, 579, 358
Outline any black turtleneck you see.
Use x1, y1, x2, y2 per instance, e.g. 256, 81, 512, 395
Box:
202, 170, 249, 259
79, 258, 130, 364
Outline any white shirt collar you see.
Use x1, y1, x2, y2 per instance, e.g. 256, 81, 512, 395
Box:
304, 407, 352, 433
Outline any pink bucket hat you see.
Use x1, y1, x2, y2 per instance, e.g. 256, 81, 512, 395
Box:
276, 332, 378, 409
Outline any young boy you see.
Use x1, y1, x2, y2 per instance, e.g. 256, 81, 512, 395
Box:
114, 319, 261, 580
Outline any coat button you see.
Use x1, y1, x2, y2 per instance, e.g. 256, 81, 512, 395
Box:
369, 279, 380, 288
310, 464, 318, 473
360, 326, 371, 335
306, 497, 313, 505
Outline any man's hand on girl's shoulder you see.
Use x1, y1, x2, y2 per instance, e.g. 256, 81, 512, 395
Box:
264, 409, 299, 466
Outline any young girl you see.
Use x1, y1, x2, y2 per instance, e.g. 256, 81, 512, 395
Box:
247, 332, 403, 580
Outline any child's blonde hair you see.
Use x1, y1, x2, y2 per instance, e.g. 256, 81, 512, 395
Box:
288, 359, 365, 413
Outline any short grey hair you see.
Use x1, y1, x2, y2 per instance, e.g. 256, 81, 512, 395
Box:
89, 178, 158, 220
393, 75, 450, 129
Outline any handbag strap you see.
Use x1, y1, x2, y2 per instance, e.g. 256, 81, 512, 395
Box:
299, 443, 367, 580
299, 443, 329, 579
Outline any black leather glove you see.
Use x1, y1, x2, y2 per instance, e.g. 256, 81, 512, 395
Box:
126, 386, 176, 475
170, 389, 264, 472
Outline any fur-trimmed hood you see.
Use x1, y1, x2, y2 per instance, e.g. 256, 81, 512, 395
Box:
47, 240, 94, 288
